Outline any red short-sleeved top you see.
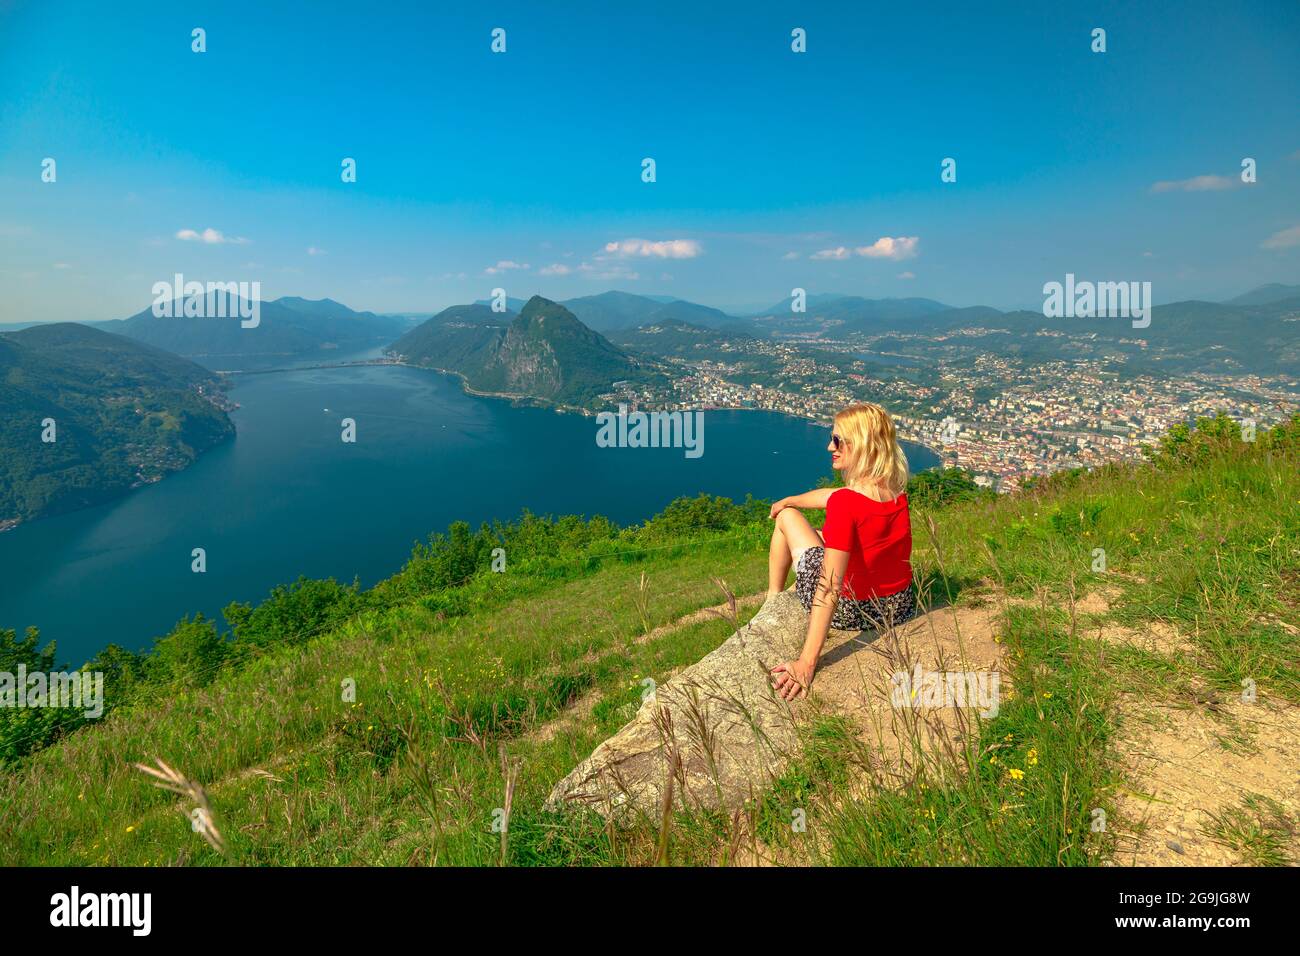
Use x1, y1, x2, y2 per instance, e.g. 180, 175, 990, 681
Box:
820, 487, 913, 600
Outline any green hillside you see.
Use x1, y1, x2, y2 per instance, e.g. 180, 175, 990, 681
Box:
609, 317, 754, 360
2, 413, 1296, 866
388, 304, 513, 372
965, 299, 1300, 375
0, 323, 234, 528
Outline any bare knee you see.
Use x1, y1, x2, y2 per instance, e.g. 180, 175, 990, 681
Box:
776, 506, 820, 553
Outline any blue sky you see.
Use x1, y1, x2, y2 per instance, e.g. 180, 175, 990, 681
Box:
1, 0, 1297, 321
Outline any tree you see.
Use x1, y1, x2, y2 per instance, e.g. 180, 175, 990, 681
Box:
146, 614, 229, 688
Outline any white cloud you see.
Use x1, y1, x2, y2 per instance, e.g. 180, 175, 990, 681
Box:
538, 263, 572, 276
603, 238, 701, 259
1150, 175, 1237, 193
1261, 224, 1300, 250
782, 251, 800, 260
484, 260, 529, 274
573, 238, 697, 279
856, 236, 919, 260
811, 246, 852, 260
53, 262, 72, 270
176, 227, 250, 245
307, 246, 327, 256
897, 271, 915, 280
810, 238, 919, 262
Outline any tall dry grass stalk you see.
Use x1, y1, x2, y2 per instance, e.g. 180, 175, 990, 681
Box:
134, 756, 227, 857
655, 730, 681, 867
635, 571, 653, 637
498, 743, 521, 866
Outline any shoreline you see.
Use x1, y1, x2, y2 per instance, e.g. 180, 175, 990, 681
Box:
388, 358, 595, 417
393, 356, 947, 461
0, 428, 236, 536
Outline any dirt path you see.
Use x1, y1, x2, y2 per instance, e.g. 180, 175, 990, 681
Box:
1065, 585, 1298, 866
1110, 697, 1300, 865
531, 580, 1298, 866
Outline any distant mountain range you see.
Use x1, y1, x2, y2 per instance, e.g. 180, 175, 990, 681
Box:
0, 323, 234, 528
390, 296, 665, 408
558, 291, 746, 333
503, 285, 1297, 367
90, 295, 409, 368
389, 283, 1299, 400
1224, 283, 1300, 306
623, 286, 1298, 375
6, 281, 1294, 358
744, 294, 952, 336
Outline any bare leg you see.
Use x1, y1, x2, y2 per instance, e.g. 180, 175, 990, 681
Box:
767, 508, 824, 596
768, 523, 792, 596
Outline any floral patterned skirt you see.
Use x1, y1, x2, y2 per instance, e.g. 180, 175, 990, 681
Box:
794, 546, 916, 632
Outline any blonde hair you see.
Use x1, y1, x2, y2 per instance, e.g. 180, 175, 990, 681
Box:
834, 403, 909, 496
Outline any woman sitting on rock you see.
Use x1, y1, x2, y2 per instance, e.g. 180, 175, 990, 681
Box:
767, 402, 916, 701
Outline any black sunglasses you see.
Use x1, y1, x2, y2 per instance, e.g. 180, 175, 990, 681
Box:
831, 433, 848, 450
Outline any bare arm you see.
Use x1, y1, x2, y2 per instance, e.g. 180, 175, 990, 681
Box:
771, 546, 850, 700
769, 487, 835, 518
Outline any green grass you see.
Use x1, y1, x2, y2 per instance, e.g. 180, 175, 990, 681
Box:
1204, 794, 1297, 867
2, 429, 1296, 866
1, 533, 770, 866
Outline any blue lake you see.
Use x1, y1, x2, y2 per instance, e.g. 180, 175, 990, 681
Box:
0, 359, 938, 663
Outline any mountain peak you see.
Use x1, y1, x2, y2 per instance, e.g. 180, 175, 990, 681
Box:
392, 295, 656, 407
519, 294, 564, 317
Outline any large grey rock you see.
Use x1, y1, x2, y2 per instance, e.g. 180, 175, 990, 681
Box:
544, 591, 826, 818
